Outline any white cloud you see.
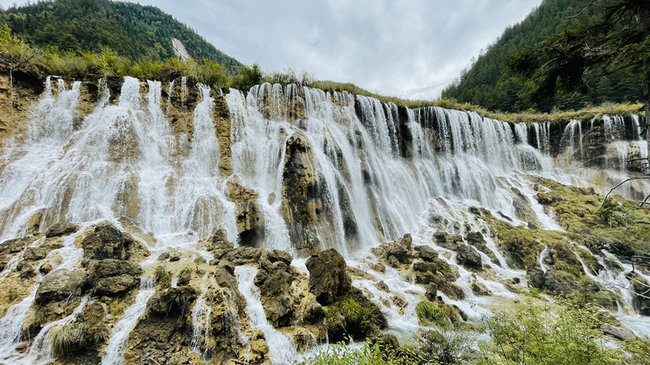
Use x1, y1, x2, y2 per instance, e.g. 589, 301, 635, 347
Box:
0, 0, 541, 99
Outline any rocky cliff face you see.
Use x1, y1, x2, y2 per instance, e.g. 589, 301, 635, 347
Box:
0, 74, 648, 364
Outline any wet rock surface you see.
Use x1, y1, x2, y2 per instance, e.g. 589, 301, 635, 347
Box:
306, 248, 352, 305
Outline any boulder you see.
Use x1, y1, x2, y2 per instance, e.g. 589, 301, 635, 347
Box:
95, 274, 136, 295
81, 223, 127, 260
456, 244, 483, 271
227, 178, 266, 247
602, 323, 636, 341
267, 249, 292, 265
629, 273, 650, 316
89, 259, 142, 279
255, 259, 296, 326
543, 269, 578, 294
36, 269, 86, 304
303, 299, 325, 324
0, 237, 33, 270
471, 281, 492, 296
22, 247, 48, 261
45, 222, 80, 238
149, 286, 198, 316
306, 249, 351, 305
415, 245, 438, 261
425, 283, 438, 301
432, 232, 462, 251
220, 247, 262, 265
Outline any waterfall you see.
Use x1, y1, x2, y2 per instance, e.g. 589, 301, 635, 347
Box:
0, 77, 649, 363
102, 277, 156, 365
235, 266, 296, 364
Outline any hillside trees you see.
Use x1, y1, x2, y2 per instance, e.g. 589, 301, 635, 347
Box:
441, 0, 643, 112
0, 0, 242, 73
508, 0, 650, 133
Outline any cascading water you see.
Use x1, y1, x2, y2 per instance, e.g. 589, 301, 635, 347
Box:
101, 277, 156, 365
0, 77, 649, 364
236, 266, 296, 364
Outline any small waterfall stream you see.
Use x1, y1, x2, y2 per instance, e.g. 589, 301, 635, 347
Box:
236, 266, 296, 364
101, 277, 156, 365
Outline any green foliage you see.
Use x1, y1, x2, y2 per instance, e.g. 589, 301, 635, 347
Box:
0, 0, 241, 73
598, 198, 632, 227
623, 339, 650, 365
108, 297, 128, 317
416, 330, 476, 365
325, 289, 387, 342
415, 301, 461, 329
305, 340, 428, 365
154, 265, 171, 289
441, 0, 644, 112
477, 300, 620, 365
50, 322, 87, 358
230, 64, 263, 91
535, 178, 650, 255
0, 22, 33, 61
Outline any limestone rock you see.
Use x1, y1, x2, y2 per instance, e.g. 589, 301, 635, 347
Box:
45, 222, 79, 238
415, 245, 438, 261
303, 299, 325, 324
36, 269, 86, 304
530, 268, 578, 294
456, 244, 483, 271
602, 323, 636, 341
95, 274, 137, 295
149, 286, 198, 316
255, 258, 296, 327
306, 248, 352, 305
227, 176, 265, 246
432, 232, 463, 251
89, 259, 142, 278
81, 223, 127, 260
22, 247, 48, 261
267, 249, 293, 265
220, 246, 262, 266
0, 237, 33, 270
425, 283, 438, 301
281, 133, 333, 254
471, 281, 492, 296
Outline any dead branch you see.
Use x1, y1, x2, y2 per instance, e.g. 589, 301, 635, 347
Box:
601, 176, 650, 208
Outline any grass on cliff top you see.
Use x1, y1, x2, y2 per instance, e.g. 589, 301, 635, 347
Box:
2, 23, 641, 123
312, 79, 642, 124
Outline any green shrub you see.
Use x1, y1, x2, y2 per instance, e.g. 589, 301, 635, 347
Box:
324, 288, 387, 342
305, 340, 425, 365
51, 322, 87, 358
415, 301, 461, 329
478, 300, 620, 365
153, 265, 171, 289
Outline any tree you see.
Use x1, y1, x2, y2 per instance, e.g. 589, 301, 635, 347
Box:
508, 0, 650, 134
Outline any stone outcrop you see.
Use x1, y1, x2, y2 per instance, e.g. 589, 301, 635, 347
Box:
254, 251, 298, 326
88, 259, 142, 296
280, 133, 324, 253
456, 244, 483, 271
45, 222, 80, 237
35, 268, 87, 304
306, 248, 352, 305
226, 176, 265, 247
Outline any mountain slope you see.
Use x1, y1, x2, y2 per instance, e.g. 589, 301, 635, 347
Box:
0, 0, 242, 74
441, 0, 642, 112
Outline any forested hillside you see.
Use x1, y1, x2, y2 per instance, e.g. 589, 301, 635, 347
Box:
441, 0, 642, 112
0, 0, 242, 74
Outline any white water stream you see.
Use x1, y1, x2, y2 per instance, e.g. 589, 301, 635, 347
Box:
236, 266, 296, 364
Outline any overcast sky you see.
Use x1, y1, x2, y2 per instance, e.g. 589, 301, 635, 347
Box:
1, 0, 542, 99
